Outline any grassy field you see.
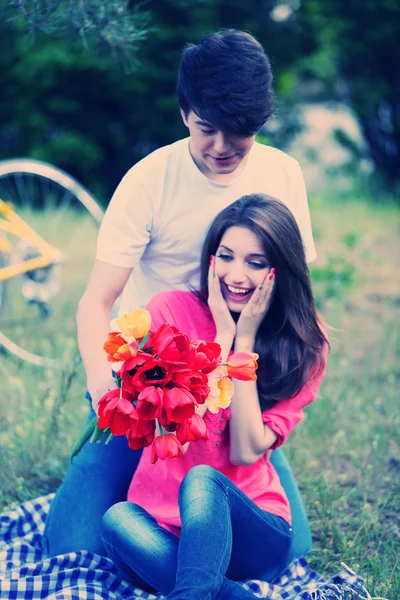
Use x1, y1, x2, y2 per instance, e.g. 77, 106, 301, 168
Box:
0, 192, 399, 598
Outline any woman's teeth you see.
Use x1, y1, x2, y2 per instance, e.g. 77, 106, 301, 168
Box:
227, 285, 251, 295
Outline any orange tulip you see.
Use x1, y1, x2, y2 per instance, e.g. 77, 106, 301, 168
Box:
226, 352, 259, 381
103, 332, 139, 362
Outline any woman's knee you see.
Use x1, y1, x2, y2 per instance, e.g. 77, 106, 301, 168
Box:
102, 501, 131, 541
101, 501, 151, 545
179, 464, 223, 504
181, 464, 219, 487
101, 502, 160, 546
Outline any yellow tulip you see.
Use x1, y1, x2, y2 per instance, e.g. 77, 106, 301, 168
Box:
116, 309, 152, 339
206, 367, 234, 413
217, 377, 234, 409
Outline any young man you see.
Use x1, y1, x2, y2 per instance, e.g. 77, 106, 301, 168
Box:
43, 30, 315, 562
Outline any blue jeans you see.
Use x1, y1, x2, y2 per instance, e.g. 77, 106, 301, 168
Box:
101, 465, 292, 599
43, 398, 311, 560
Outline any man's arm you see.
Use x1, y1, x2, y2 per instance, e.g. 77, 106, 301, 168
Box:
76, 259, 132, 412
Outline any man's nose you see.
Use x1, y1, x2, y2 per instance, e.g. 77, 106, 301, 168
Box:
213, 132, 231, 154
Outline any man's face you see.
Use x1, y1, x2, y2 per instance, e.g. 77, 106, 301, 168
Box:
181, 110, 256, 181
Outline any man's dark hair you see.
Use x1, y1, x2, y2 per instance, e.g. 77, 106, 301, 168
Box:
177, 29, 274, 137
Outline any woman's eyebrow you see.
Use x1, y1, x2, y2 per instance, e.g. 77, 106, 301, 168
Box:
218, 245, 267, 259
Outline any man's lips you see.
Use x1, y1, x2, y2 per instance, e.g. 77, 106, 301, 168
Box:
210, 155, 236, 161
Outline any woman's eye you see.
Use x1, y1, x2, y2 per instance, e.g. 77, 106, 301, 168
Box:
201, 129, 215, 135
216, 254, 233, 261
248, 262, 268, 269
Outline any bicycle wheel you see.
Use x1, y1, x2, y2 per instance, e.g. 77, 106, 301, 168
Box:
0, 158, 104, 367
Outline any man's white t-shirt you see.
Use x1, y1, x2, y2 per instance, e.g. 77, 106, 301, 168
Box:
97, 138, 315, 315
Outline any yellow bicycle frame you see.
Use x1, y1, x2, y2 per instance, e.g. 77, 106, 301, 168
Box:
0, 198, 63, 282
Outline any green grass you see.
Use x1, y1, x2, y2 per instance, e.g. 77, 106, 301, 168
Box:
0, 194, 399, 598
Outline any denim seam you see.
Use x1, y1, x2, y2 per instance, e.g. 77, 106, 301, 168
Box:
101, 535, 168, 593
178, 507, 231, 600
226, 481, 292, 542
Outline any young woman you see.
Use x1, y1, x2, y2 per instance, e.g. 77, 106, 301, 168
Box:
100, 194, 328, 600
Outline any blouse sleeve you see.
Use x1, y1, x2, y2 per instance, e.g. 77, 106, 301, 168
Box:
262, 357, 327, 449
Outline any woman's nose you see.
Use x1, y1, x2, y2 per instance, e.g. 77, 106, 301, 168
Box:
230, 262, 247, 283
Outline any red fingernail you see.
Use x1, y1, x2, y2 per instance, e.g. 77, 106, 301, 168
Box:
268, 272, 274, 280
210, 255, 214, 266
271, 268, 276, 275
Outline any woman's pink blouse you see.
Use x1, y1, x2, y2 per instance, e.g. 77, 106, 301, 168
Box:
127, 291, 326, 532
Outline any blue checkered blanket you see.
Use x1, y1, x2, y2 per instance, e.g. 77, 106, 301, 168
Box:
0, 494, 369, 599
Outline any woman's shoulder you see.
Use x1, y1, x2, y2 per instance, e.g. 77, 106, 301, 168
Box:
147, 290, 214, 336
148, 290, 204, 313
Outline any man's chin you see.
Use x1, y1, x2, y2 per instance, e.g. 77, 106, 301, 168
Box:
208, 159, 241, 174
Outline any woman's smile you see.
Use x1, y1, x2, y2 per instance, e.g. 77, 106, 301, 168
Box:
221, 282, 255, 304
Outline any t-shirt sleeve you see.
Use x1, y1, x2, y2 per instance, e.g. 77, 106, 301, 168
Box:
287, 160, 316, 264
96, 169, 153, 268
261, 359, 327, 449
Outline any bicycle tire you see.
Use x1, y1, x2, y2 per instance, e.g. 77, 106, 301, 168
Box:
0, 158, 104, 367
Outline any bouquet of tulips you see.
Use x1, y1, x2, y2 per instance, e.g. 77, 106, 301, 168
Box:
71, 309, 258, 464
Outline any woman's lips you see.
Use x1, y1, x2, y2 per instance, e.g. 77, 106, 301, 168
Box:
222, 282, 254, 303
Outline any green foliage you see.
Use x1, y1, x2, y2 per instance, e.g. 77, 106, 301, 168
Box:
0, 1, 315, 202
3, 0, 150, 68
311, 255, 356, 308
299, 0, 400, 191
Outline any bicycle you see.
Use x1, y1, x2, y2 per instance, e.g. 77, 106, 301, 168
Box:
0, 158, 104, 367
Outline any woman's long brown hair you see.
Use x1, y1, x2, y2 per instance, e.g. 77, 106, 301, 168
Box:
197, 194, 328, 411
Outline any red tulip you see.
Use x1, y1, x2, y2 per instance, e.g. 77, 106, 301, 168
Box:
126, 419, 156, 450
150, 323, 177, 354
119, 353, 154, 393
157, 407, 179, 432
172, 370, 210, 404
150, 434, 185, 464
176, 413, 209, 444
188, 340, 222, 373
136, 386, 164, 420
97, 389, 138, 436
163, 387, 197, 423
132, 359, 172, 391
150, 324, 191, 368
226, 352, 259, 381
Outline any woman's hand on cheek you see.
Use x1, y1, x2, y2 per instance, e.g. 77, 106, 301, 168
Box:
235, 268, 276, 348
208, 256, 236, 344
